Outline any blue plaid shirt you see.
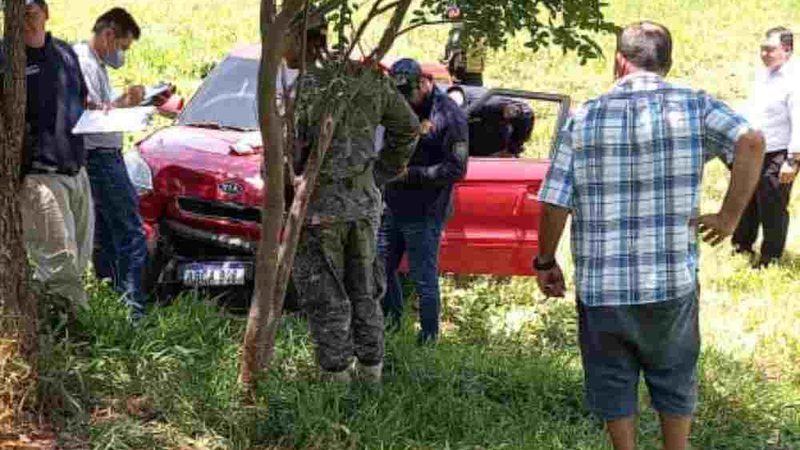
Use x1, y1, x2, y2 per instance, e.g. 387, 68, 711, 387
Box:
538, 72, 750, 306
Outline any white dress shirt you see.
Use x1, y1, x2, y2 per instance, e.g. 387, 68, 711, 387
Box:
746, 58, 799, 154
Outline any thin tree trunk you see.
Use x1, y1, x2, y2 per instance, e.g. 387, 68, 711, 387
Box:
239, 0, 305, 400
0, 0, 37, 431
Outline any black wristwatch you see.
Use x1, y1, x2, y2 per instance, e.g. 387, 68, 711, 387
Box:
533, 256, 557, 271
786, 154, 800, 168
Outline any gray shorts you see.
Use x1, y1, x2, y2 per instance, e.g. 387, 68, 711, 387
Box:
577, 292, 700, 420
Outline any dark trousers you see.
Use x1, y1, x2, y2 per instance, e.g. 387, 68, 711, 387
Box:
86, 149, 148, 318
378, 212, 445, 341
732, 150, 795, 262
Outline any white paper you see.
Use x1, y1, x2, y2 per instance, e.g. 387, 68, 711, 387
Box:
72, 106, 156, 134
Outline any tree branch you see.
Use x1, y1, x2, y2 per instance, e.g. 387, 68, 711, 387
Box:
368, 0, 413, 62
395, 19, 452, 39
345, 0, 383, 60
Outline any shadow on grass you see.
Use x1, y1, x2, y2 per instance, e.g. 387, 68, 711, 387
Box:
35, 287, 800, 450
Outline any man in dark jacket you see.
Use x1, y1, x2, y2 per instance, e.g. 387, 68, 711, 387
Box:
381, 58, 469, 343
20, 0, 93, 309
446, 84, 534, 157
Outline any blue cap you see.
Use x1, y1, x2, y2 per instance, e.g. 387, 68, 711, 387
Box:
389, 58, 423, 90
26, 0, 48, 6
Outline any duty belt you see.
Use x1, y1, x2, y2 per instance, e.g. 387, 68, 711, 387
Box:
27, 161, 81, 176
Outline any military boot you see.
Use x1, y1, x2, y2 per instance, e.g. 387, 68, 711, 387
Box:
355, 361, 383, 384
320, 368, 352, 383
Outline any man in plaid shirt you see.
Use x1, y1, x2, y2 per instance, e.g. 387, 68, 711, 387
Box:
534, 22, 765, 450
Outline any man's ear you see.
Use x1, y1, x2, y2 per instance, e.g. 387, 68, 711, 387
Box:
614, 52, 629, 79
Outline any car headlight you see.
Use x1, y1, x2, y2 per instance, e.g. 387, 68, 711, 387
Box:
124, 149, 154, 195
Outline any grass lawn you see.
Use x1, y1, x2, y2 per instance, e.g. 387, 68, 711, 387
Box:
26, 0, 800, 448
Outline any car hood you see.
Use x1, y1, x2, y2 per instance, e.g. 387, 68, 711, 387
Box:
138, 126, 265, 206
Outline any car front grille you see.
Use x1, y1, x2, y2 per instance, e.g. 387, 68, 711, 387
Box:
177, 197, 261, 223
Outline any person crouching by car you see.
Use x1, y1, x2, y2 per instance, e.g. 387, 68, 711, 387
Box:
73, 8, 168, 321
380, 58, 469, 344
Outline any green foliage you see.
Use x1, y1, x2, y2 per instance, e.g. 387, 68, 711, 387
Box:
413, 0, 618, 63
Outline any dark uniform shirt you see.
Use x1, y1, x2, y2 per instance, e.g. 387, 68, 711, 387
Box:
449, 84, 534, 157
24, 33, 87, 175
384, 87, 469, 221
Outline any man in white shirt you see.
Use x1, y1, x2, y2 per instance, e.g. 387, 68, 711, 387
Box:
73, 8, 160, 320
733, 27, 799, 267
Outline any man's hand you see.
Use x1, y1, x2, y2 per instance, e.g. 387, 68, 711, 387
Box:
779, 161, 798, 184
124, 85, 146, 107
152, 83, 176, 107
693, 213, 738, 246
535, 258, 566, 298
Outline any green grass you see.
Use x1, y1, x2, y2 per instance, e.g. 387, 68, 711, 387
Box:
25, 0, 800, 448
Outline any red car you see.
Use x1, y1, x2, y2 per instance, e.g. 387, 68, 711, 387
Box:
124, 45, 570, 301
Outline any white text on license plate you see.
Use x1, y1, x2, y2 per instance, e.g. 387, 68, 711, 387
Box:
182, 262, 247, 287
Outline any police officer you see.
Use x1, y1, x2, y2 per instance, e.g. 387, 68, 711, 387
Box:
446, 84, 534, 158
381, 58, 469, 343
286, 13, 420, 383
21, 0, 93, 309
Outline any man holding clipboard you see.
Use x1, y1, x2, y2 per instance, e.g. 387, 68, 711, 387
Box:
73, 7, 170, 321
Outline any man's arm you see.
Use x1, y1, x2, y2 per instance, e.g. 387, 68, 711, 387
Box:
535, 203, 570, 297
779, 79, 800, 183
406, 106, 469, 186
374, 82, 420, 186
537, 203, 570, 262
696, 129, 765, 244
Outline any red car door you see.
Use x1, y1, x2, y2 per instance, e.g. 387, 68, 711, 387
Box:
439, 89, 571, 276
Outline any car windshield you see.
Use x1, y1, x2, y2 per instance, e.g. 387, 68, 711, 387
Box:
179, 56, 259, 130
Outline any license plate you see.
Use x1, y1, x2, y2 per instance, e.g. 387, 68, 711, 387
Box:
181, 262, 248, 287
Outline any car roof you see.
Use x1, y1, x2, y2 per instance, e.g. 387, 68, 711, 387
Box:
229, 44, 261, 60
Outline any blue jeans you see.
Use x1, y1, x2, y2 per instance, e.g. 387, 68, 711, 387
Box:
378, 212, 444, 341
87, 149, 148, 318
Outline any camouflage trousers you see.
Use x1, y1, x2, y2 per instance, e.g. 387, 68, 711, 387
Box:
293, 219, 385, 372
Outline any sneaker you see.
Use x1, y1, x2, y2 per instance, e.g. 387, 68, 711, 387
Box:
355, 361, 383, 384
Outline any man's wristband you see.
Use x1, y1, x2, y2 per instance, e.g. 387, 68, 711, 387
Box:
533, 256, 557, 271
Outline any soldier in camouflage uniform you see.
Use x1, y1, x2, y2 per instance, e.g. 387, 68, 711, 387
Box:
285, 16, 420, 383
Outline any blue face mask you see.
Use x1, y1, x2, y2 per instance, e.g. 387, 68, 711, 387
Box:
103, 49, 125, 70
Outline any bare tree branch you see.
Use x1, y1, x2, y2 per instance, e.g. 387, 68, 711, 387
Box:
395, 19, 452, 39
345, 0, 383, 60
368, 0, 413, 62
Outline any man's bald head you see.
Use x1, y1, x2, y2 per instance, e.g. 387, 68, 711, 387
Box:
616, 21, 673, 76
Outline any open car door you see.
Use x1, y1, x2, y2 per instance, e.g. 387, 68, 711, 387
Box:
438, 89, 571, 276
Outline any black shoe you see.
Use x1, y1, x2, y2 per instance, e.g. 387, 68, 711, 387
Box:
752, 257, 779, 269
416, 332, 438, 346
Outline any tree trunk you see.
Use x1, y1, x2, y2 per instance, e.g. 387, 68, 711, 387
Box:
0, 0, 37, 431
239, 0, 306, 400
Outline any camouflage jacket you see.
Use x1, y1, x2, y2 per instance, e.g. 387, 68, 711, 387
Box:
295, 63, 419, 225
